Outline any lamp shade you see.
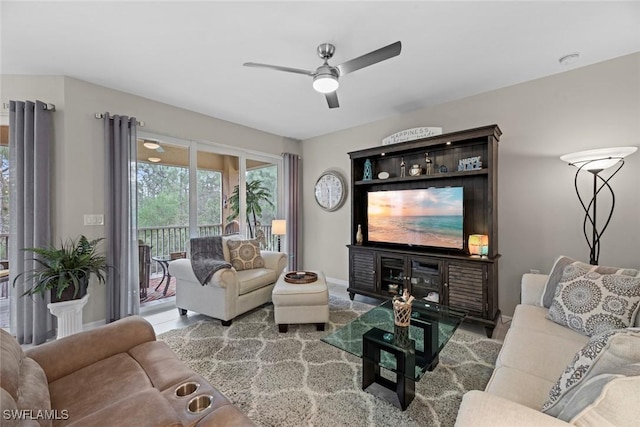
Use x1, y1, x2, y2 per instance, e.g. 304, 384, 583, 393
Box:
272, 219, 286, 235
469, 234, 489, 257
560, 147, 637, 171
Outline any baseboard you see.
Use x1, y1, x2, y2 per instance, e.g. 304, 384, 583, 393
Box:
326, 277, 348, 287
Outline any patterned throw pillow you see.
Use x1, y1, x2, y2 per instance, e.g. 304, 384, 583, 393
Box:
542, 328, 640, 419
541, 256, 639, 308
226, 239, 265, 271
546, 263, 640, 336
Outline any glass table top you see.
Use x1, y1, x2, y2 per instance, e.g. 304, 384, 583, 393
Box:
322, 299, 467, 380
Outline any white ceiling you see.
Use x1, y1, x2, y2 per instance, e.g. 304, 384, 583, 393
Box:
2, 1, 639, 140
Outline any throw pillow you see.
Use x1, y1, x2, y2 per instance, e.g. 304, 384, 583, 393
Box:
226, 239, 265, 271
546, 263, 640, 336
542, 328, 640, 419
541, 256, 639, 309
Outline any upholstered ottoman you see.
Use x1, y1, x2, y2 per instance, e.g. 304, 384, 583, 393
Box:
272, 271, 329, 332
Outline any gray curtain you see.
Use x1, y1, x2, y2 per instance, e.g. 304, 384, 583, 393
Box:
9, 100, 54, 344
283, 153, 300, 271
104, 113, 139, 322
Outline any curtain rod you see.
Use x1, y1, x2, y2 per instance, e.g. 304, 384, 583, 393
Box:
94, 113, 145, 127
1, 102, 56, 114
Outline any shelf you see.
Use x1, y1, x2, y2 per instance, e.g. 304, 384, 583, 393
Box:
355, 168, 488, 186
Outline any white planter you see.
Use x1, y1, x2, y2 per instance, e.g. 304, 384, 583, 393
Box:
47, 293, 89, 338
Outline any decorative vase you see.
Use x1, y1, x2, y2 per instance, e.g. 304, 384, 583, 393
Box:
363, 159, 373, 181
409, 164, 422, 176
392, 289, 415, 327
356, 224, 363, 245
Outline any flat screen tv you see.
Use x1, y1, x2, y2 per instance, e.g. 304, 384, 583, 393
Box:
367, 187, 464, 250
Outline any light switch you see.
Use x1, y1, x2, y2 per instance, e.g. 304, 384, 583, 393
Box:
84, 214, 104, 226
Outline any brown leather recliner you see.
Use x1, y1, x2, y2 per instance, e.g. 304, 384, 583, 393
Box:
0, 316, 255, 427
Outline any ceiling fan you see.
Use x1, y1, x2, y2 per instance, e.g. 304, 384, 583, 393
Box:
243, 41, 402, 109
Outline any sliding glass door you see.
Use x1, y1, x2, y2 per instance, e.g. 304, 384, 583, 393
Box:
135, 132, 281, 304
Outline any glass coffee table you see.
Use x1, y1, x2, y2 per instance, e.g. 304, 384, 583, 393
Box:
322, 299, 467, 410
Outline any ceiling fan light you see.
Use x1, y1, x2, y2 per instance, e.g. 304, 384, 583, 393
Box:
148, 157, 162, 163
313, 74, 339, 94
143, 140, 160, 150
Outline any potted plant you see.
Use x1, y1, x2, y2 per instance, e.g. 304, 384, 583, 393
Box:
226, 179, 274, 238
13, 235, 109, 302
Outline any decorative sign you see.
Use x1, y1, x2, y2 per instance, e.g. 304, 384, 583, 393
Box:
381, 127, 443, 146
458, 156, 482, 171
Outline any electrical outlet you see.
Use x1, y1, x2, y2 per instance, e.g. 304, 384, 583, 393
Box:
84, 214, 104, 226
529, 269, 540, 274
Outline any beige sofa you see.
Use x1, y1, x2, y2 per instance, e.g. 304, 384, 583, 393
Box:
169, 236, 287, 325
0, 316, 254, 426
455, 273, 640, 426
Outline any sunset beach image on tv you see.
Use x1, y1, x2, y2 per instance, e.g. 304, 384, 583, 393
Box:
367, 187, 464, 249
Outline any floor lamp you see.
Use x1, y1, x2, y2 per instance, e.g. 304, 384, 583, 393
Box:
271, 219, 286, 252
560, 146, 637, 265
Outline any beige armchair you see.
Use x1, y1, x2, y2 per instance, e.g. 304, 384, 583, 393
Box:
169, 236, 287, 325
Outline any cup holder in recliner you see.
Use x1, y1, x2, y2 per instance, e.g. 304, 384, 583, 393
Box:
175, 382, 200, 397
187, 395, 214, 414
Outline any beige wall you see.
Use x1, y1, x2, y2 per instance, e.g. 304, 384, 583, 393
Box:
2, 75, 300, 323
301, 53, 640, 317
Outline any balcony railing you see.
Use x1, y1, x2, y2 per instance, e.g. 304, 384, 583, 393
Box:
137, 224, 279, 274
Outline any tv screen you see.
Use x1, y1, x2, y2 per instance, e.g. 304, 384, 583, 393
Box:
367, 187, 464, 249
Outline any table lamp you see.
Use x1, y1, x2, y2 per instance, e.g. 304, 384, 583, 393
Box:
469, 234, 489, 257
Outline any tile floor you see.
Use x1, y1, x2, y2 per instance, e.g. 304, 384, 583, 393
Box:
143, 280, 509, 340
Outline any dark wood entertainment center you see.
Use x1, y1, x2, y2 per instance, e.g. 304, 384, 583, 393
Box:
347, 125, 502, 337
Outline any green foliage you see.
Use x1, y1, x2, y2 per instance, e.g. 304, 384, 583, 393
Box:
13, 235, 109, 299
226, 179, 274, 238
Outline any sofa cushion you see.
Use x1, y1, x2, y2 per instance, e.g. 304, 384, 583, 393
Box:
510, 304, 590, 344
64, 388, 182, 427
485, 366, 556, 409
48, 352, 152, 423
236, 268, 277, 295
227, 239, 265, 271
542, 327, 640, 418
497, 328, 587, 382
546, 263, 640, 336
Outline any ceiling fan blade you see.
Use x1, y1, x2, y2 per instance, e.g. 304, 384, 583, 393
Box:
336, 41, 402, 76
325, 91, 339, 109
243, 62, 315, 76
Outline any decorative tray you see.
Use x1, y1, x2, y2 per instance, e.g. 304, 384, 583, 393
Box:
284, 271, 318, 284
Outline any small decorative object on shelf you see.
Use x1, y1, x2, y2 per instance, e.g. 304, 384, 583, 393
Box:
438, 164, 448, 173
356, 224, 364, 245
425, 152, 433, 175
409, 164, 422, 176
377, 171, 389, 180
400, 157, 406, 177
458, 156, 482, 171
363, 159, 373, 181
392, 289, 415, 327
468, 234, 489, 257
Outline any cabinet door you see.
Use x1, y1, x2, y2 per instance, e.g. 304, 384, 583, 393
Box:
446, 262, 486, 317
408, 258, 442, 303
350, 249, 376, 293
379, 254, 406, 297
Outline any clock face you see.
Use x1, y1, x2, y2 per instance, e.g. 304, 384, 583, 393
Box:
314, 171, 346, 211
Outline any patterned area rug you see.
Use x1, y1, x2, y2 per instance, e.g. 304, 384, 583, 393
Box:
159, 295, 501, 427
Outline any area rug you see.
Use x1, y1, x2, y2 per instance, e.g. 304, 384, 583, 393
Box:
158, 295, 502, 427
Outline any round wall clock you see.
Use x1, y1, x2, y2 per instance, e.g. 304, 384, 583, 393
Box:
314, 170, 347, 212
